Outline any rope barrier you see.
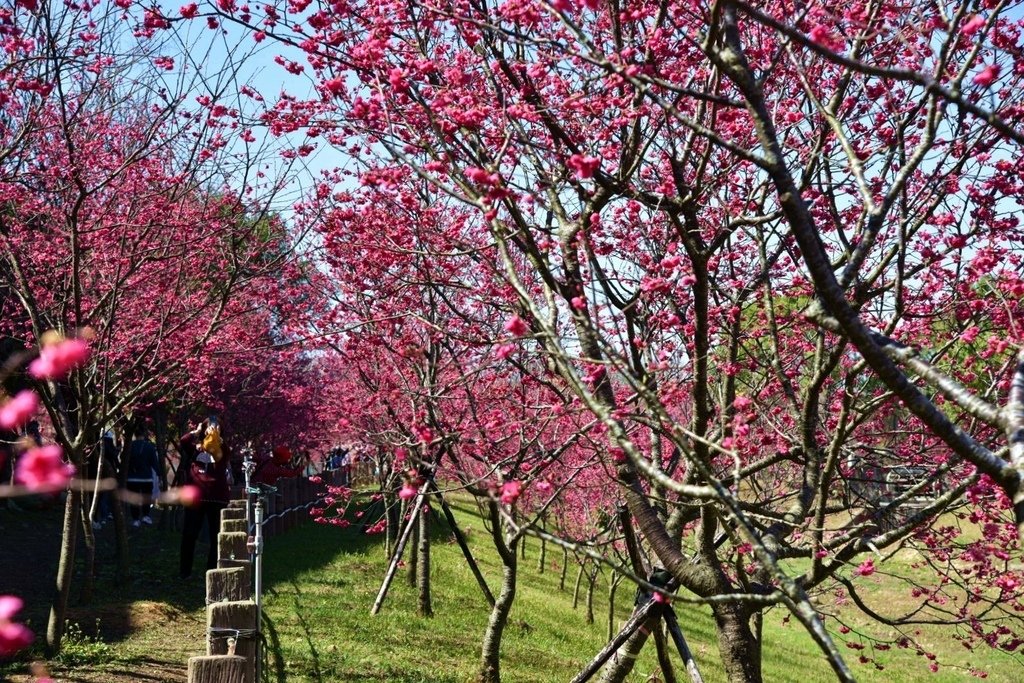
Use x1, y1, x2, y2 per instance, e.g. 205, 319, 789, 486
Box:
207, 627, 258, 639
259, 498, 320, 523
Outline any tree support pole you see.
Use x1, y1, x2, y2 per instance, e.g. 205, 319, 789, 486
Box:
570, 598, 658, 683
428, 480, 495, 607
664, 606, 705, 683
370, 485, 426, 615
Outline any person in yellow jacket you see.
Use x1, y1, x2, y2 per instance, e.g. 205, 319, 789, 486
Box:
201, 416, 223, 462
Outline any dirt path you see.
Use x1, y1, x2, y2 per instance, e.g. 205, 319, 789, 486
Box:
1, 501, 212, 682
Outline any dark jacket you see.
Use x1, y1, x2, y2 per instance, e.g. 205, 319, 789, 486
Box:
126, 438, 159, 483
181, 433, 230, 504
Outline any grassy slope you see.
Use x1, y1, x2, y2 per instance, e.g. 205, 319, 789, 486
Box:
260, 503, 1024, 683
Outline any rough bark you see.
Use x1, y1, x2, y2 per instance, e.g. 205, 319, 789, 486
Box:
712, 603, 761, 683
607, 573, 619, 641
478, 506, 517, 683
536, 517, 546, 574
598, 607, 661, 683
407, 500, 419, 589
46, 488, 81, 654
478, 552, 516, 683
585, 565, 597, 625
78, 494, 95, 604
573, 560, 585, 609
417, 502, 432, 617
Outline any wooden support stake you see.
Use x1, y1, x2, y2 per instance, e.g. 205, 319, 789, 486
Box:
570, 599, 659, 683
187, 655, 246, 683
217, 531, 248, 564
220, 507, 246, 526
221, 518, 247, 534
370, 489, 425, 615
207, 566, 251, 603
429, 483, 494, 607
207, 600, 257, 683
664, 606, 705, 683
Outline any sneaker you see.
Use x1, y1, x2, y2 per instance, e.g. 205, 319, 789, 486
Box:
132, 520, 141, 528
141, 516, 153, 525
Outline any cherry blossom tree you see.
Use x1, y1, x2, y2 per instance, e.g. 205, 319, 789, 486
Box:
158, 0, 1024, 679
0, 0, 308, 653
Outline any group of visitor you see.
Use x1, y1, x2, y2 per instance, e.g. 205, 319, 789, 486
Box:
2, 412, 307, 582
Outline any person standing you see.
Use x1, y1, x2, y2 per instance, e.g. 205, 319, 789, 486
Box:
179, 419, 230, 580
252, 445, 301, 487
126, 427, 159, 527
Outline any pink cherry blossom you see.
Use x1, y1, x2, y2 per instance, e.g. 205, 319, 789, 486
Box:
503, 315, 529, 336
494, 344, 515, 360
15, 445, 75, 491
0, 390, 39, 430
0, 595, 34, 656
854, 558, 876, 577
808, 24, 844, 52
567, 154, 600, 179
973, 64, 1000, 87
961, 15, 986, 36
398, 482, 418, 500
28, 338, 91, 380
500, 480, 522, 504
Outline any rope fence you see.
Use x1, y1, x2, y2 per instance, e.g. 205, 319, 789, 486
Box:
185, 470, 341, 683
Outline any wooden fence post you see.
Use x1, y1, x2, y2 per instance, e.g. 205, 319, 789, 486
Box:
187, 655, 246, 683
207, 565, 251, 603
266, 490, 278, 538
207, 600, 257, 683
283, 479, 296, 532
221, 518, 246, 534
217, 531, 248, 567
220, 507, 245, 526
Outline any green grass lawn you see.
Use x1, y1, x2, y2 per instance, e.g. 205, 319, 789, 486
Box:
4, 499, 1020, 682
258, 503, 1024, 683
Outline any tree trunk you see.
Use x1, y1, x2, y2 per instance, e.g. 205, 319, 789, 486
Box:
559, 547, 568, 591
607, 572, 620, 641
113, 435, 130, 583
407, 501, 419, 589
384, 493, 396, 559
112, 488, 130, 584
417, 501, 432, 617
653, 624, 680, 683
585, 566, 597, 625
598, 606, 660, 683
573, 561, 585, 609
537, 518, 546, 574
478, 540, 517, 683
712, 603, 762, 683
46, 488, 81, 655
78, 494, 95, 604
